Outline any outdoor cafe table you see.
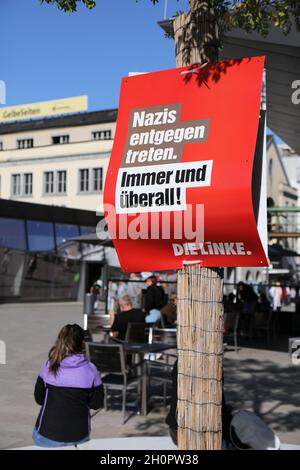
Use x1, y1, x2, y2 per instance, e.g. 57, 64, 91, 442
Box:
124, 342, 177, 416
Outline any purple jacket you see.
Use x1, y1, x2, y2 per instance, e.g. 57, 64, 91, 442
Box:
34, 354, 104, 443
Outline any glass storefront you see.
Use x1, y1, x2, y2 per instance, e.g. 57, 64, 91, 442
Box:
27, 220, 55, 252
0, 218, 27, 250
55, 224, 80, 247
0, 216, 94, 302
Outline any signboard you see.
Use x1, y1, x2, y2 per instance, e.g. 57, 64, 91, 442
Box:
289, 337, 300, 365
104, 57, 268, 272
0, 95, 88, 122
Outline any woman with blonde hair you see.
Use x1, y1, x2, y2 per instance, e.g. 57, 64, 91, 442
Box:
33, 324, 103, 447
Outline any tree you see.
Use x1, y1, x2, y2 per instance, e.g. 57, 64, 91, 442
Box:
41, 0, 299, 450
41, 1, 300, 38
40, 0, 96, 12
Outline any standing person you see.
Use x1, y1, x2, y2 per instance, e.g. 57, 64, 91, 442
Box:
143, 275, 167, 324
126, 273, 143, 308
237, 281, 258, 336
90, 281, 101, 312
33, 324, 104, 448
111, 294, 145, 341
237, 281, 258, 314
1, 248, 10, 274
269, 282, 283, 311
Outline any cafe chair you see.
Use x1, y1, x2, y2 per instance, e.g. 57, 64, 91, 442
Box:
152, 327, 177, 347
252, 310, 277, 343
83, 329, 93, 342
125, 322, 150, 344
159, 312, 166, 329
87, 314, 110, 334
85, 342, 143, 424
145, 329, 176, 406
147, 360, 174, 407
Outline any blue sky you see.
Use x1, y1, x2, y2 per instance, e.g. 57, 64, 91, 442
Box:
0, 0, 282, 142
0, 0, 189, 110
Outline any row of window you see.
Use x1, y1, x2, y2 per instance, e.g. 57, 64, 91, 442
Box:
10, 168, 103, 197
0, 217, 94, 251
0, 129, 112, 151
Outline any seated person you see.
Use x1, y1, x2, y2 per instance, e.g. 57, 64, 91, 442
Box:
32, 324, 103, 448
111, 294, 145, 341
143, 275, 167, 324
161, 294, 177, 326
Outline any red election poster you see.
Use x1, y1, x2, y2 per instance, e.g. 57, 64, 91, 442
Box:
104, 56, 269, 272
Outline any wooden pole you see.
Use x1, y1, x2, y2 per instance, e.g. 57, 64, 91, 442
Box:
174, 2, 224, 450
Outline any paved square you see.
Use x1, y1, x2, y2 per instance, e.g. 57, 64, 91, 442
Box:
0, 303, 299, 449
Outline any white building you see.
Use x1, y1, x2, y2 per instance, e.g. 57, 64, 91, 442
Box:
225, 135, 299, 289
0, 109, 117, 212
280, 143, 300, 257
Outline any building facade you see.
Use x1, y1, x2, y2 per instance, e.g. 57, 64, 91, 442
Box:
280, 143, 300, 260
225, 135, 299, 290
1, 109, 298, 300
0, 109, 117, 212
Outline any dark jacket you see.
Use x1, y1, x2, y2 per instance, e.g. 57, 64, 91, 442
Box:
34, 354, 104, 442
144, 284, 167, 312
111, 308, 145, 340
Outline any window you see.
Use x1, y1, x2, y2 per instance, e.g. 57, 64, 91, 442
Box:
43, 171, 67, 196
79, 169, 89, 192
78, 168, 104, 193
44, 171, 54, 194
92, 130, 112, 140
268, 158, 273, 177
17, 138, 33, 149
55, 224, 80, 246
12, 174, 21, 196
11, 173, 33, 197
57, 170, 67, 194
0, 142, 3, 151
52, 135, 69, 145
27, 220, 55, 252
0, 217, 26, 250
93, 168, 103, 192
24, 173, 33, 196
80, 226, 95, 235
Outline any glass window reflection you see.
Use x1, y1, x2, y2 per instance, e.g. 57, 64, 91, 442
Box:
80, 226, 95, 235
55, 224, 80, 246
27, 220, 55, 252
0, 217, 26, 250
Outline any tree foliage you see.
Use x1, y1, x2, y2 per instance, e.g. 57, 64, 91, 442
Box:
40, 0, 300, 37
40, 0, 96, 12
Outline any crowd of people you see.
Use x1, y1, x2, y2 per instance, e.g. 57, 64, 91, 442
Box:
225, 281, 297, 314
32, 277, 297, 448
107, 274, 177, 341
223, 281, 298, 337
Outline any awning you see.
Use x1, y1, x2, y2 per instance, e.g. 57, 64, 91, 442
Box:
67, 232, 114, 247
158, 20, 300, 154
268, 243, 299, 258
221, 26, 300, 154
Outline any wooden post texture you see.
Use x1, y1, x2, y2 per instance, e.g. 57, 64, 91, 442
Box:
174, 3, 224, 450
